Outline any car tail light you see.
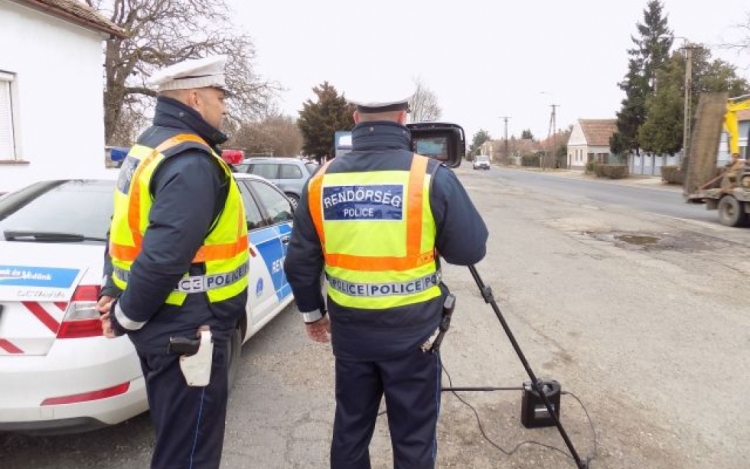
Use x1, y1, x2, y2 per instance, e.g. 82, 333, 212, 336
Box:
41, 382, 130, 406
56, 285, 103, 339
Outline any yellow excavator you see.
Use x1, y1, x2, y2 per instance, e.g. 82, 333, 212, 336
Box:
684, 93, 750, 227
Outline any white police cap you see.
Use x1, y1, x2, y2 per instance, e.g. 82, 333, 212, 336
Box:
148, 55, 228, 93
346, 79, 414, 114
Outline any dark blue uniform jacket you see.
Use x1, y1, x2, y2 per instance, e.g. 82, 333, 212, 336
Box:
104, 96, 247, 353
284, 121, 488, 361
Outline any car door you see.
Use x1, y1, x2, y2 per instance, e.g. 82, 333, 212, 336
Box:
247, 179, 294, 303
249, 163, 281, 187
236, 180, 281, 327
277, 162, 304, 198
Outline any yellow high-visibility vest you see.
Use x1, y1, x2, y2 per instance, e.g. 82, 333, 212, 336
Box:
308, 155, 441, 309
109, 134, 249, 305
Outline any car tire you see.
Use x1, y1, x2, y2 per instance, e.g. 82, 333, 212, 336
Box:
285, 193, 299, 209
227, 326, 242, 392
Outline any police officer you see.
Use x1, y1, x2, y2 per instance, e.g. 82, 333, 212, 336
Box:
284, 89, 489, 469
97, 55, 249, 469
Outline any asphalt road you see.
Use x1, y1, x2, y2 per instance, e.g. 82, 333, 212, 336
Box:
488, 168, 719, 224
2, 165, 748, 469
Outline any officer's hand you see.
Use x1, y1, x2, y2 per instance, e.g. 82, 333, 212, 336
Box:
97, 296, 116, 339
97, 295, 114, 314
100, 312, 116, 339
305, 316, 330, 343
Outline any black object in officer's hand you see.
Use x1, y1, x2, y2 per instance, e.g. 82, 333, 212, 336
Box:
168, 336, 201, 356
407, 122, 465, 168
429, 294, 456, 353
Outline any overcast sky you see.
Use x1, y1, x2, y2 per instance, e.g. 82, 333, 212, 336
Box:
228, 0, 750, 142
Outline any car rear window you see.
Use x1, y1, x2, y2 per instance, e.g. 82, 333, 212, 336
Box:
0, 180, 114, 242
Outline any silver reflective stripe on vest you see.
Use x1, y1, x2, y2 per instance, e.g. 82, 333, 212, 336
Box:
113, 263, 248, 294
327, 271, 442, 297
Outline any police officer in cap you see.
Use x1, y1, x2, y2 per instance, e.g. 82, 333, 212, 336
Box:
98, 55, 249, 469
284, 87, 488, 468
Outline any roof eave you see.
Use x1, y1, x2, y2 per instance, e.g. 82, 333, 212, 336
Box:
10, 0, 128, 39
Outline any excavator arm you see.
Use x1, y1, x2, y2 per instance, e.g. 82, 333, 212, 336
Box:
723, 95, 750, 155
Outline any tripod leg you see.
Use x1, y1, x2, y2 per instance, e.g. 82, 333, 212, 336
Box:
468, 265, 588, 468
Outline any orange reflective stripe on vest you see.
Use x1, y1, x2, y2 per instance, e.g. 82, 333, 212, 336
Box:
308, 156, 435, 272
110, 134, 246, 263
125, 134, 210, 251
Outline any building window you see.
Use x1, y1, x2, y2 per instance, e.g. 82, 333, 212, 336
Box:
0, 71, 18, 160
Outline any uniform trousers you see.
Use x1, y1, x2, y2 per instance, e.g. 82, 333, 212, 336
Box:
331, 347, 442, 469
137, 340, 229, 469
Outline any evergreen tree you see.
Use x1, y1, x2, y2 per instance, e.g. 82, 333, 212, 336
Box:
638, 47, 750, 155
297, 82, 355, 162
611, 0, 672, 155
469, 129, 491, 156
638, 55, 684, 155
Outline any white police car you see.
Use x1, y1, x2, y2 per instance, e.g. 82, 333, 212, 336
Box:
0, 173, 295, 434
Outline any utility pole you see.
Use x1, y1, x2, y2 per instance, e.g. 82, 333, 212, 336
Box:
499, 116, 511, 164
545, 104, 559, 171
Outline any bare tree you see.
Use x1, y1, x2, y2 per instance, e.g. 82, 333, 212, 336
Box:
408, 77, 442, 123
108, 99, 150, 146
227, 115, 304, 157
722, 12, 750, 56
86, 0, 278, 143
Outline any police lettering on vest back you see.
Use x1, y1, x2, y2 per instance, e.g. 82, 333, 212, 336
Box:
323, 185, 404, 220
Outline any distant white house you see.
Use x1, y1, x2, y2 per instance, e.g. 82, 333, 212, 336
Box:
0, 0, 125, 193
567, 119, 617, 170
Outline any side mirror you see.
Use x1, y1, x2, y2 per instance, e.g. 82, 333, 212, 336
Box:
407, 122, 465, 168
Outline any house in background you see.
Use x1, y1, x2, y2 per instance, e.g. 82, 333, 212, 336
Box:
0, 0, 126, 193
567, 119, 617, 170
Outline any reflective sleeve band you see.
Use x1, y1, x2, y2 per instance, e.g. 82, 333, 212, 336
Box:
327, 271, 441, 297
114, 301, 147, 331
301, 310, 323, 323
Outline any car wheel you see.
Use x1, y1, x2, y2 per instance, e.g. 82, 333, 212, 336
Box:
286, 193, 299, 209
227, 326, 242, 392
717, 196, 747, 227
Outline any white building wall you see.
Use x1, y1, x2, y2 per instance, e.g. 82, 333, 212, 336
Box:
0, 0, 108, 192
568, 121, 586, 146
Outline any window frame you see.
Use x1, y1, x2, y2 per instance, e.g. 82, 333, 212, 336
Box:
236, 180, 268, 231
246, 179, 294, 226
0, 70, 21, 163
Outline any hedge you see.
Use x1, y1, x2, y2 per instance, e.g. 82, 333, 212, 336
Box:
593, 164, 629, 179
660, 165, 684, 185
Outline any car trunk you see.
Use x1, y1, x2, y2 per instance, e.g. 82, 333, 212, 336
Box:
0, 242, 103, 356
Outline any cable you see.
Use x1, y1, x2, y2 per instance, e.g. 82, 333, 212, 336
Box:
372, 362, 599, 467
441, 363, 598, 467
561, 390, 599, 463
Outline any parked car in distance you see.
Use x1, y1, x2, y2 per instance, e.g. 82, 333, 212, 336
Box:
233, 157, 317, 208
473, 154, 491, 170
0, 173, 295, 434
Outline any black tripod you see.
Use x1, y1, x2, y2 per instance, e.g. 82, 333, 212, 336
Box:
440, 265, 589, 469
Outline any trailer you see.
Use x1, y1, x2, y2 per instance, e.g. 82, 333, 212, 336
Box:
684, 92, 750, 227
